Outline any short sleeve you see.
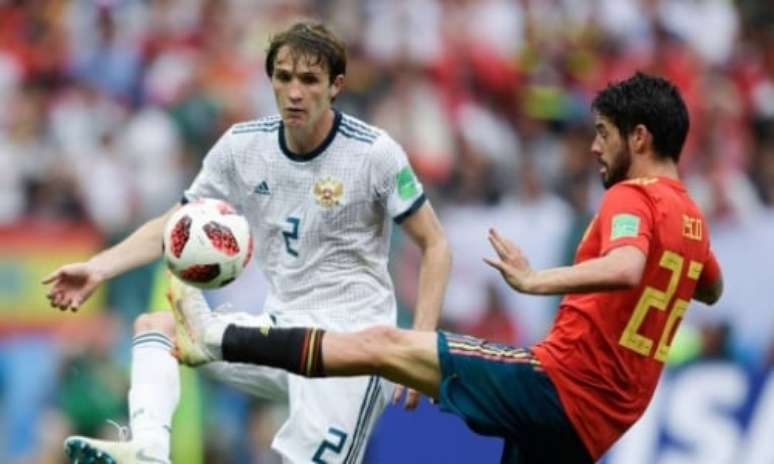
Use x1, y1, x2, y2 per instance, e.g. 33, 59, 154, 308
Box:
184, 128, 236, 204
597, 184, 654, 256
698, 249, 721, 288
371, 135, 426, 223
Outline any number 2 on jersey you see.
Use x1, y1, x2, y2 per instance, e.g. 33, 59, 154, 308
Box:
312, 427, 348, 463
619, 250, 704, 362
283, 217, 301, 257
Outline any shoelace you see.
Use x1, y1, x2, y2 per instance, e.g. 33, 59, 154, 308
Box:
106, 419, 131, 442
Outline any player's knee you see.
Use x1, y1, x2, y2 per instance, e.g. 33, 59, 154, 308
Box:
133, 312, 175, 337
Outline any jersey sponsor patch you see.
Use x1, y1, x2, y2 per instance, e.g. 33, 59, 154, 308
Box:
611, 213, 640, 240
396, 166, 418, 200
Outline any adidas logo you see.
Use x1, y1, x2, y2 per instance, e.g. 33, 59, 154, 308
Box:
254, 181, 271, 195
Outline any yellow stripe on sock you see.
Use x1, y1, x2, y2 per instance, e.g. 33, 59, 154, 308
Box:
305, 329, 318, 375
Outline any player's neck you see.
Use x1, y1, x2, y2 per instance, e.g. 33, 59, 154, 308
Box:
629, 155, 679, 181
284, 109, 335, 156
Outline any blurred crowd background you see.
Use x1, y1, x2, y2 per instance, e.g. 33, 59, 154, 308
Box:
0, 0, 772, 463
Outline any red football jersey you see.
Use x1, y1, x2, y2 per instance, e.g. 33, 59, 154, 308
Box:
532, 177, 720, 460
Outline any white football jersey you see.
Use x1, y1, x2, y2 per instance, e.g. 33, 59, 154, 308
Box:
184, 110, 425, 328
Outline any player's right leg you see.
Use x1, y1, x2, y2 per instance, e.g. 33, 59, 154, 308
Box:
64, 312, 179, 464
171, 276, 444, 398
320, 327, 442, 399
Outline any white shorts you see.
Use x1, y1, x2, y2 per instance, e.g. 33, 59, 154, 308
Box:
202, 310, 394, 464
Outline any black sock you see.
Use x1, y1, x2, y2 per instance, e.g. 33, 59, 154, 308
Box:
221, 325, 326, 377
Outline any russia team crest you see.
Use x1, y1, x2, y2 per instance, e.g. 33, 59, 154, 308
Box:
313, 177, 343, 208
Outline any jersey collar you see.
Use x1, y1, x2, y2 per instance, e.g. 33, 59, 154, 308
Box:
278, 109, 342, 162
656, 176, 686, 191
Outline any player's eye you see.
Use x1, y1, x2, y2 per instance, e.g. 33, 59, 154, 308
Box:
274, 71, 291, 82
300, 74, 319, 85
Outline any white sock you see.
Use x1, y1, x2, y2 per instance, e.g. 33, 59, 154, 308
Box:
128, 331, 179, 459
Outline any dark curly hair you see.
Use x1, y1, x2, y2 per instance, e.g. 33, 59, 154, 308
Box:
265, 21, 347, 83
591, 72, 689, 162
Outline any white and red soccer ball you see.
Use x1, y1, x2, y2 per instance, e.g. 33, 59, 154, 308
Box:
162, 198, 253, 289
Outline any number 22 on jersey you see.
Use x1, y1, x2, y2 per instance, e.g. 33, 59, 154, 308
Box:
619, 250, 704, 362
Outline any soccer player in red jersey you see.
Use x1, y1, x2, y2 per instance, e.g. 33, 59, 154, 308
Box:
171, 72, 723, 463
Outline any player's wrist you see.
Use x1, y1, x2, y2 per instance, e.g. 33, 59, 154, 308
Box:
86, 257, 113, 282
519, 270, 540, 294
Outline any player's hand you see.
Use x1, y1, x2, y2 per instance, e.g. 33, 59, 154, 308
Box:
483, 228, 535, 293
392, 384, 421, 410
42, 262, 105, 312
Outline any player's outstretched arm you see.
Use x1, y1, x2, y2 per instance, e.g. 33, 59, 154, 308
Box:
43, 204, 181, 312
221, 325, 443, 398
484, 228, 646, 295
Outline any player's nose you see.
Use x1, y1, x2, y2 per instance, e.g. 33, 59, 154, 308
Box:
590, 137, 603, 157
287, 81, 303, 101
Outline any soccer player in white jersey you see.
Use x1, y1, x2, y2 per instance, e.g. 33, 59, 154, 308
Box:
43, 22, 451, 464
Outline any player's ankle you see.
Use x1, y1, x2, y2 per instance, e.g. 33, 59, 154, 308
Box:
203, 319, 228, 360
221, 325, 326, 377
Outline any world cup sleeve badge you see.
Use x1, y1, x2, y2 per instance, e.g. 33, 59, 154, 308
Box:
313, 176, 344, 208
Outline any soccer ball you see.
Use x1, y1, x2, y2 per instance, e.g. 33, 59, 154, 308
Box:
162, 198, 253, 289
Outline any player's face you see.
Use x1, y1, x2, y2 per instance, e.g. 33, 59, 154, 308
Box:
592, 114, 631, 189
271, 46, 343, 131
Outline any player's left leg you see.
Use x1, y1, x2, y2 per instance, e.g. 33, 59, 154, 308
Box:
65, 312, 179, 464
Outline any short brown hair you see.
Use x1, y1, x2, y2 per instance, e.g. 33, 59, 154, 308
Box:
265, 21, 347, 82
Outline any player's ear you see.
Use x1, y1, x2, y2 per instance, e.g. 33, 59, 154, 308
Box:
330, 74, 344, 99
630, 124, 651, 154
